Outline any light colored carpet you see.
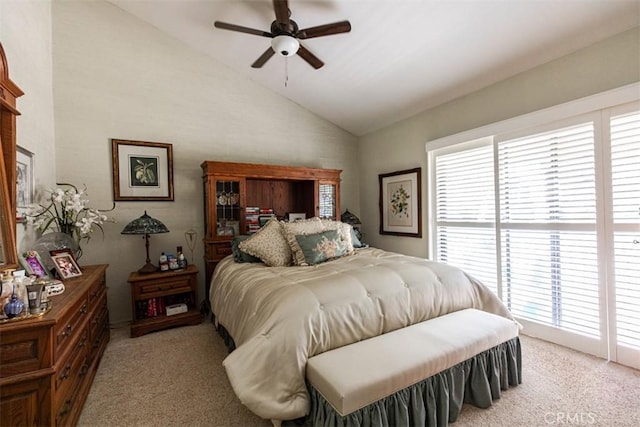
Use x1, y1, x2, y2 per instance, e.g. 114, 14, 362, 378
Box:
78, 321, 640, 427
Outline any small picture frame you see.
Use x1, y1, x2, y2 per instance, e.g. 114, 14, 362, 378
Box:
51, 253, 83, 279
19, 251, 51, 278
16, 146, 35, 223
288, 213, 307, 222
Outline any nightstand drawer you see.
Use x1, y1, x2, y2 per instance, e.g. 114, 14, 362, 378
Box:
128, 265, 199, 337
205, 241, 232, 260
215, 245, 232, 257
138, 277, 192, 297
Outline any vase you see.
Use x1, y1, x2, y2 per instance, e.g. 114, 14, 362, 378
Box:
4, 292, 25, 318
32, 232, 81, 272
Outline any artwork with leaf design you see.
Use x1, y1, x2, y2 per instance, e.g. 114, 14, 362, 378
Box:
130, 156, 158, 187
379, 168, 421, 237
111, 139, 174, 201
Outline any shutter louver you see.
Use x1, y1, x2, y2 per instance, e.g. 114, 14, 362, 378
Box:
610, 111, 640, 349
430, 101, 640, 368
435, 145, 497, 293
498, 122, 599, 337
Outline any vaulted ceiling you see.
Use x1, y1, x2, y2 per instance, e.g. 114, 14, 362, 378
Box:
108, 0, 640, 136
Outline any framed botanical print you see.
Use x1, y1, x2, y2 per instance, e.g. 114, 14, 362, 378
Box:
379, 167, 422, 237
16, 146, 34, 222
111, 139, 174, 201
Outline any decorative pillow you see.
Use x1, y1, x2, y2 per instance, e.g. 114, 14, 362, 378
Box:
350, 227, 365, 248
231, 236, 262, 263
282, 217, 325, 266
319, 219, 355, 254
238, 219, 291, 267
295, 230, 347, 265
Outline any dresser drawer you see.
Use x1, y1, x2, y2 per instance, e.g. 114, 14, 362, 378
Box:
89, 296, 108, 340
90, 301, 109, 359
55, 295, 89, 358
55, 384, 80, 427
0, 325, 51, 378
88, 271, 107, 308
54, 326, 89, 403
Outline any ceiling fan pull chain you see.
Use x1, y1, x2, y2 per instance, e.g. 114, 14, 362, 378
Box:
285, 56, 289, 87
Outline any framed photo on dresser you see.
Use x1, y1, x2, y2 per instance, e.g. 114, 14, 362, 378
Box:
51, 253, 83, 279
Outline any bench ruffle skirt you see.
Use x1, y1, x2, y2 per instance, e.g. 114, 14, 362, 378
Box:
308, 337, 522, 427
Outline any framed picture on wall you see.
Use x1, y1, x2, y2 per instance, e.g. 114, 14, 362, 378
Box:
16, 146, 34, 222
379, 167, 422, 238
111, 139, 174, 201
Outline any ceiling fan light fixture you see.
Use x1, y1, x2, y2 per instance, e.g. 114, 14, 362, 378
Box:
271, 35, 299, 57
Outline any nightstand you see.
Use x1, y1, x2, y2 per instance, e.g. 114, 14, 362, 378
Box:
127, 265, 201, 337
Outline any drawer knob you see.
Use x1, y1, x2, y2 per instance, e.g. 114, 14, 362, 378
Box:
61, 324, 72, 337
60, 363, 71, 380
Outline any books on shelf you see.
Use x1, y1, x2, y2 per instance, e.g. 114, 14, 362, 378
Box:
135, 294, 192, 319
245, 207, 275, 234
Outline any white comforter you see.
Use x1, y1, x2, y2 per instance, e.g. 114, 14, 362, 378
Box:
209, 247, 515, 421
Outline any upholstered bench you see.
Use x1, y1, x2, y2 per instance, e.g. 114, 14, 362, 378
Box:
306, 308, 521, 426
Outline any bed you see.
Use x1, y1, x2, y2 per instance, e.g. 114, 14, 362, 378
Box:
209, 219, 520, 425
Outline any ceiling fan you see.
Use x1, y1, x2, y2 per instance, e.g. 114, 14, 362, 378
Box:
214, 0, 351, 69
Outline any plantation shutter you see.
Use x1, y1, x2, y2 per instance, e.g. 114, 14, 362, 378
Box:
497, 122, 600, 337
434, 143, 498, 294
610, 110, 640, 350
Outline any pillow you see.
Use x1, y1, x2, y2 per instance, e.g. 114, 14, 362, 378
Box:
295, 230, 347, 265
238, 219, 291, 267
231, 236, 262, 263
319, 219, 355, 254
350, 227, 365, 248
282, 218, 325, 266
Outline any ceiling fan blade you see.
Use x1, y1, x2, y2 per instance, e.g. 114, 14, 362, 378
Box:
297, 44, 324, 69
296, 21, 351, 39
251, 48, 276, 68
273, 0, 291, 28
214, 21, 272, 38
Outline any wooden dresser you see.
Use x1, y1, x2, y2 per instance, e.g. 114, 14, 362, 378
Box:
0, 264, 110, 426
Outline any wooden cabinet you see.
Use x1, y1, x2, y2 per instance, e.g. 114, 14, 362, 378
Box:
0, 264, 110, 427
201, 161, 342, 293
127, 265, 201, 338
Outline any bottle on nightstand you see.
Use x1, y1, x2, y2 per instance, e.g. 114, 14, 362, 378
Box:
159, 253, 169, 272
177, 246, 187, 269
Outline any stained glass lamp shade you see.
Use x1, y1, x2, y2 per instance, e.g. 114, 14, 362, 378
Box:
121, 211, 169, 274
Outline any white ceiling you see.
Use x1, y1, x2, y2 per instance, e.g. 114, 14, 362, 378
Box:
107, 0, 640, 136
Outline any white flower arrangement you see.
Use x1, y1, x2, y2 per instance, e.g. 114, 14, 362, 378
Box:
27, 183, 114, 247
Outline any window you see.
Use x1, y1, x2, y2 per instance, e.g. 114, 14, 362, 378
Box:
428, 93, 640, 369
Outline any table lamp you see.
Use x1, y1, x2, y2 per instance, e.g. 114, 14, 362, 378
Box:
341, 209, 362, 240
121, 211, 169, 274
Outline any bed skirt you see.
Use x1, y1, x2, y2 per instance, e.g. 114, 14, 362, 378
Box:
307, 337, 522, 427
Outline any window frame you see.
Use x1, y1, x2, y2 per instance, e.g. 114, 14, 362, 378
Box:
426, 84, 640, 368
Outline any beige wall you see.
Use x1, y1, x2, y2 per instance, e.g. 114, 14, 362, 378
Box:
1, 0, 57, 250
4, 1, 639, 324
358, 27, 640, 258
9, 0, 357, 325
